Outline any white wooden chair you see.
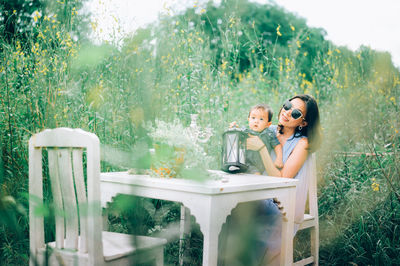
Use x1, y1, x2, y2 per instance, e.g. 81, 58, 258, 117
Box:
29, 128, 167, 266
294, 154, 319, 266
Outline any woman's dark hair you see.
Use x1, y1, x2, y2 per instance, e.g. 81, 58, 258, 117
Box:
278, 94, 322, 152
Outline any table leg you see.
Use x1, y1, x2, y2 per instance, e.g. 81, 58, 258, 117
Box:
278, 188, 296, 266
181, 197, 238, 266
179, 206, 191, 265
202, 224, 221, 266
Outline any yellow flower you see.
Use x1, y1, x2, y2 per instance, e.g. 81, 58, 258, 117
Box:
371, 182, 379, 191
90, 21, 98, 31
259, 63, 264, 73
276, 25, 282, 36
200, 9, 206, 13
221, 60, 227, 70
33, 11, 41, 23
39, 65, 49, 74
390, 96, 396, 104
290, 24, 295, 31
13, 10, 17, 14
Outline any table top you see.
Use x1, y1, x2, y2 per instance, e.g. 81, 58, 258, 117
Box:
100, 170, 298, 195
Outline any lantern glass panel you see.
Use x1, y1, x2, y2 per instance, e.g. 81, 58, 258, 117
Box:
226, 133, 238, 163
239, 146, 245, 164
221, 129, 248, 173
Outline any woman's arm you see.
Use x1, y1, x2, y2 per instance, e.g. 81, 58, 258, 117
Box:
247, 135, 308, 178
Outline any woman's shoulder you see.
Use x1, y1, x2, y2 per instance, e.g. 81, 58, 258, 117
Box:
296, 137, 309, 149
286, 131, 308, 148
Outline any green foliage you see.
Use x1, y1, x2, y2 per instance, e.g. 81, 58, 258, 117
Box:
0, 0, 89, 44
178, 0, 329, 79
0, 0, 400, 264
319, 195, 400, 265
0, 0, 43, 42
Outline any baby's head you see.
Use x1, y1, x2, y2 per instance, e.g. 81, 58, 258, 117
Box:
248, 104, 273, 132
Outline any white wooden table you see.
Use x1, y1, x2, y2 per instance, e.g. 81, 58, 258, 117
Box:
100, 170, 298, 266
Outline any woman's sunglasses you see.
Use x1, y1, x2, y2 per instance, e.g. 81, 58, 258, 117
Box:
282, 101, 304, 120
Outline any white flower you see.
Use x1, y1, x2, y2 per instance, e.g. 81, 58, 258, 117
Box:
144, 119, 213, 170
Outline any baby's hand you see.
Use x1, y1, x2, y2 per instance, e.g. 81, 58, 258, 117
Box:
274, 159, 283, 169
229, 121, 239, 128
273, 198, 288, 222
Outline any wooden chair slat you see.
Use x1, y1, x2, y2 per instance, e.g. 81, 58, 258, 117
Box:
57, 149, 79, 250
48, 149, 65, 249
72, 149, 88, 253
28, 144, 45, 259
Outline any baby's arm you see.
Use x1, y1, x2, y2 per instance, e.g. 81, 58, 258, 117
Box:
274, 144, 283, 169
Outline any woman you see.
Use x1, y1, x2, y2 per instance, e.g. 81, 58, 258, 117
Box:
219, 94, 322, 265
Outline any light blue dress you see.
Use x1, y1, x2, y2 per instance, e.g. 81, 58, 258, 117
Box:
269, 125, 312, 226
218, 125, 313, 265
260, 125, 313, 262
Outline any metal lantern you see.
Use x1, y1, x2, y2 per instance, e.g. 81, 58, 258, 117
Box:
221, 128, 248, 173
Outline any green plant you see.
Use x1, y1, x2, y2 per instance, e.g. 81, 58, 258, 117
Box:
145, 119, 213, 179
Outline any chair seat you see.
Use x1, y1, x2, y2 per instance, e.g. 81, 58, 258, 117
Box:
293, 256, 315, 266
102, 231, 167, 261
46, 231, 167, 262
299, 214, 317, 230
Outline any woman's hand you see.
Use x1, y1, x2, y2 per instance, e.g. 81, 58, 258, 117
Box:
246, 135, 265, 151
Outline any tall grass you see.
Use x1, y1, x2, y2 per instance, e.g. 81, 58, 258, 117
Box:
1, 0, 399, 264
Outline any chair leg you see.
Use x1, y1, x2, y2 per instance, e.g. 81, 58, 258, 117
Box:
155, 246, 164, 266
310, 226, 319, 266
102, 208, 109, 231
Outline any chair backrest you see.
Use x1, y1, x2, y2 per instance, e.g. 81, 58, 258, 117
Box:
307, 153, 318, 218
29, 128, 103, 265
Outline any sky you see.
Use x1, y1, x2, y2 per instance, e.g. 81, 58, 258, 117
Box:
87, 0, 400, 67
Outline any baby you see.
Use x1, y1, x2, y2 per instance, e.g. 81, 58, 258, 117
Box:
245, 103, 283, 174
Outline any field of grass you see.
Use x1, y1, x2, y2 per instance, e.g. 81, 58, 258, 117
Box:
1, 0, 399, 265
